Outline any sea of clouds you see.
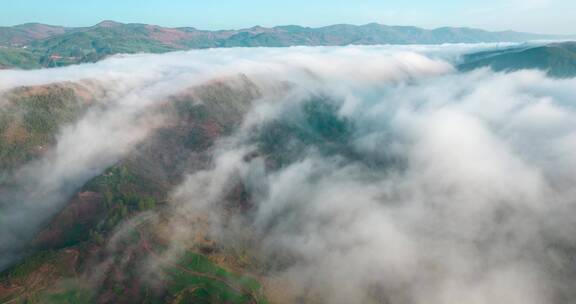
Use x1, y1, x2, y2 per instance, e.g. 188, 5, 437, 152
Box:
1, 43, 575, 303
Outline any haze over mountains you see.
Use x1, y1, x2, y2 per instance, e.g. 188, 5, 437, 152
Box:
0, 20, 570, 69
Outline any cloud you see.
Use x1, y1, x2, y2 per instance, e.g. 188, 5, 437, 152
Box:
3, 43, 576, 304
166, 64, 576, 303
0, 44, 469, 270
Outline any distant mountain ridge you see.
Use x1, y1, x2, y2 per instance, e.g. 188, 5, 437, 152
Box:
0, 21, 569, 69
0, 23, 70, 46
459, 42, 576, 78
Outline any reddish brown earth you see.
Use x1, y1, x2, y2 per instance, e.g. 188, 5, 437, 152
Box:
0, 75, 266, 303
0, 23, 67, 46
33, 192, 105, 250
146, 25, 194, 47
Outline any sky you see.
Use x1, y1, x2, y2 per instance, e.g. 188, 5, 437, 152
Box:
0, 0, 574, 34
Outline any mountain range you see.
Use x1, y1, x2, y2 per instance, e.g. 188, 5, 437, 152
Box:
0, 21, 570, 69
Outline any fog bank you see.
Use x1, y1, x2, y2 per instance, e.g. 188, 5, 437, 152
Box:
3, 43, 576, 304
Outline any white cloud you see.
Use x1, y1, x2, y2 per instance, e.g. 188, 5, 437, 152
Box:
164, 55, 576, 303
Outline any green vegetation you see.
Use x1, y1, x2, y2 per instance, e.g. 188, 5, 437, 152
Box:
303, 98, 352, 143
0, 85, 85, 169
0, 23, 68, 47
82, 165, 159, 235
0, 78, 269, 303
0, 24, 179, 69
39, 286, 94, 304
0, 21, 566, 70
0, 47, 41, 69
258, 96, 353, 166
459, 42, 576, 78
165, 252, 266, 304
1, 250, 57, 280
33, 26, 178, 68
23, 162, 159, 252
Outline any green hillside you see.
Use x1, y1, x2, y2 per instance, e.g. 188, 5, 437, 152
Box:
0, 83, 92, 169
31, 25, 179, 67
0, 23, 68, 47
0, 77, 266, 303
459, 42, 576, 78
0, 47, 41, 69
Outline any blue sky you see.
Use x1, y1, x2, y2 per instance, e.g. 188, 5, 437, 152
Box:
1, 0, 574, 34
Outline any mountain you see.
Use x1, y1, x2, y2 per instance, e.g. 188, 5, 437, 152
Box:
0, 76, 265, 303
0, 21, 567, 69
459, 42, 576, 78
1, 43, 576, 303
0, 23, 69, 47
218, 24, 560, 47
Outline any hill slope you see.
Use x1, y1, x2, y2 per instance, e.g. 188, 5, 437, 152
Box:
459, 42, 576, 77
0, 76, 266, 303
0, 23, 69, 47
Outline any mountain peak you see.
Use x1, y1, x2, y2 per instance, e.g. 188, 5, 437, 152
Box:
14, 23, 64, 30
95, 20, 123, 27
